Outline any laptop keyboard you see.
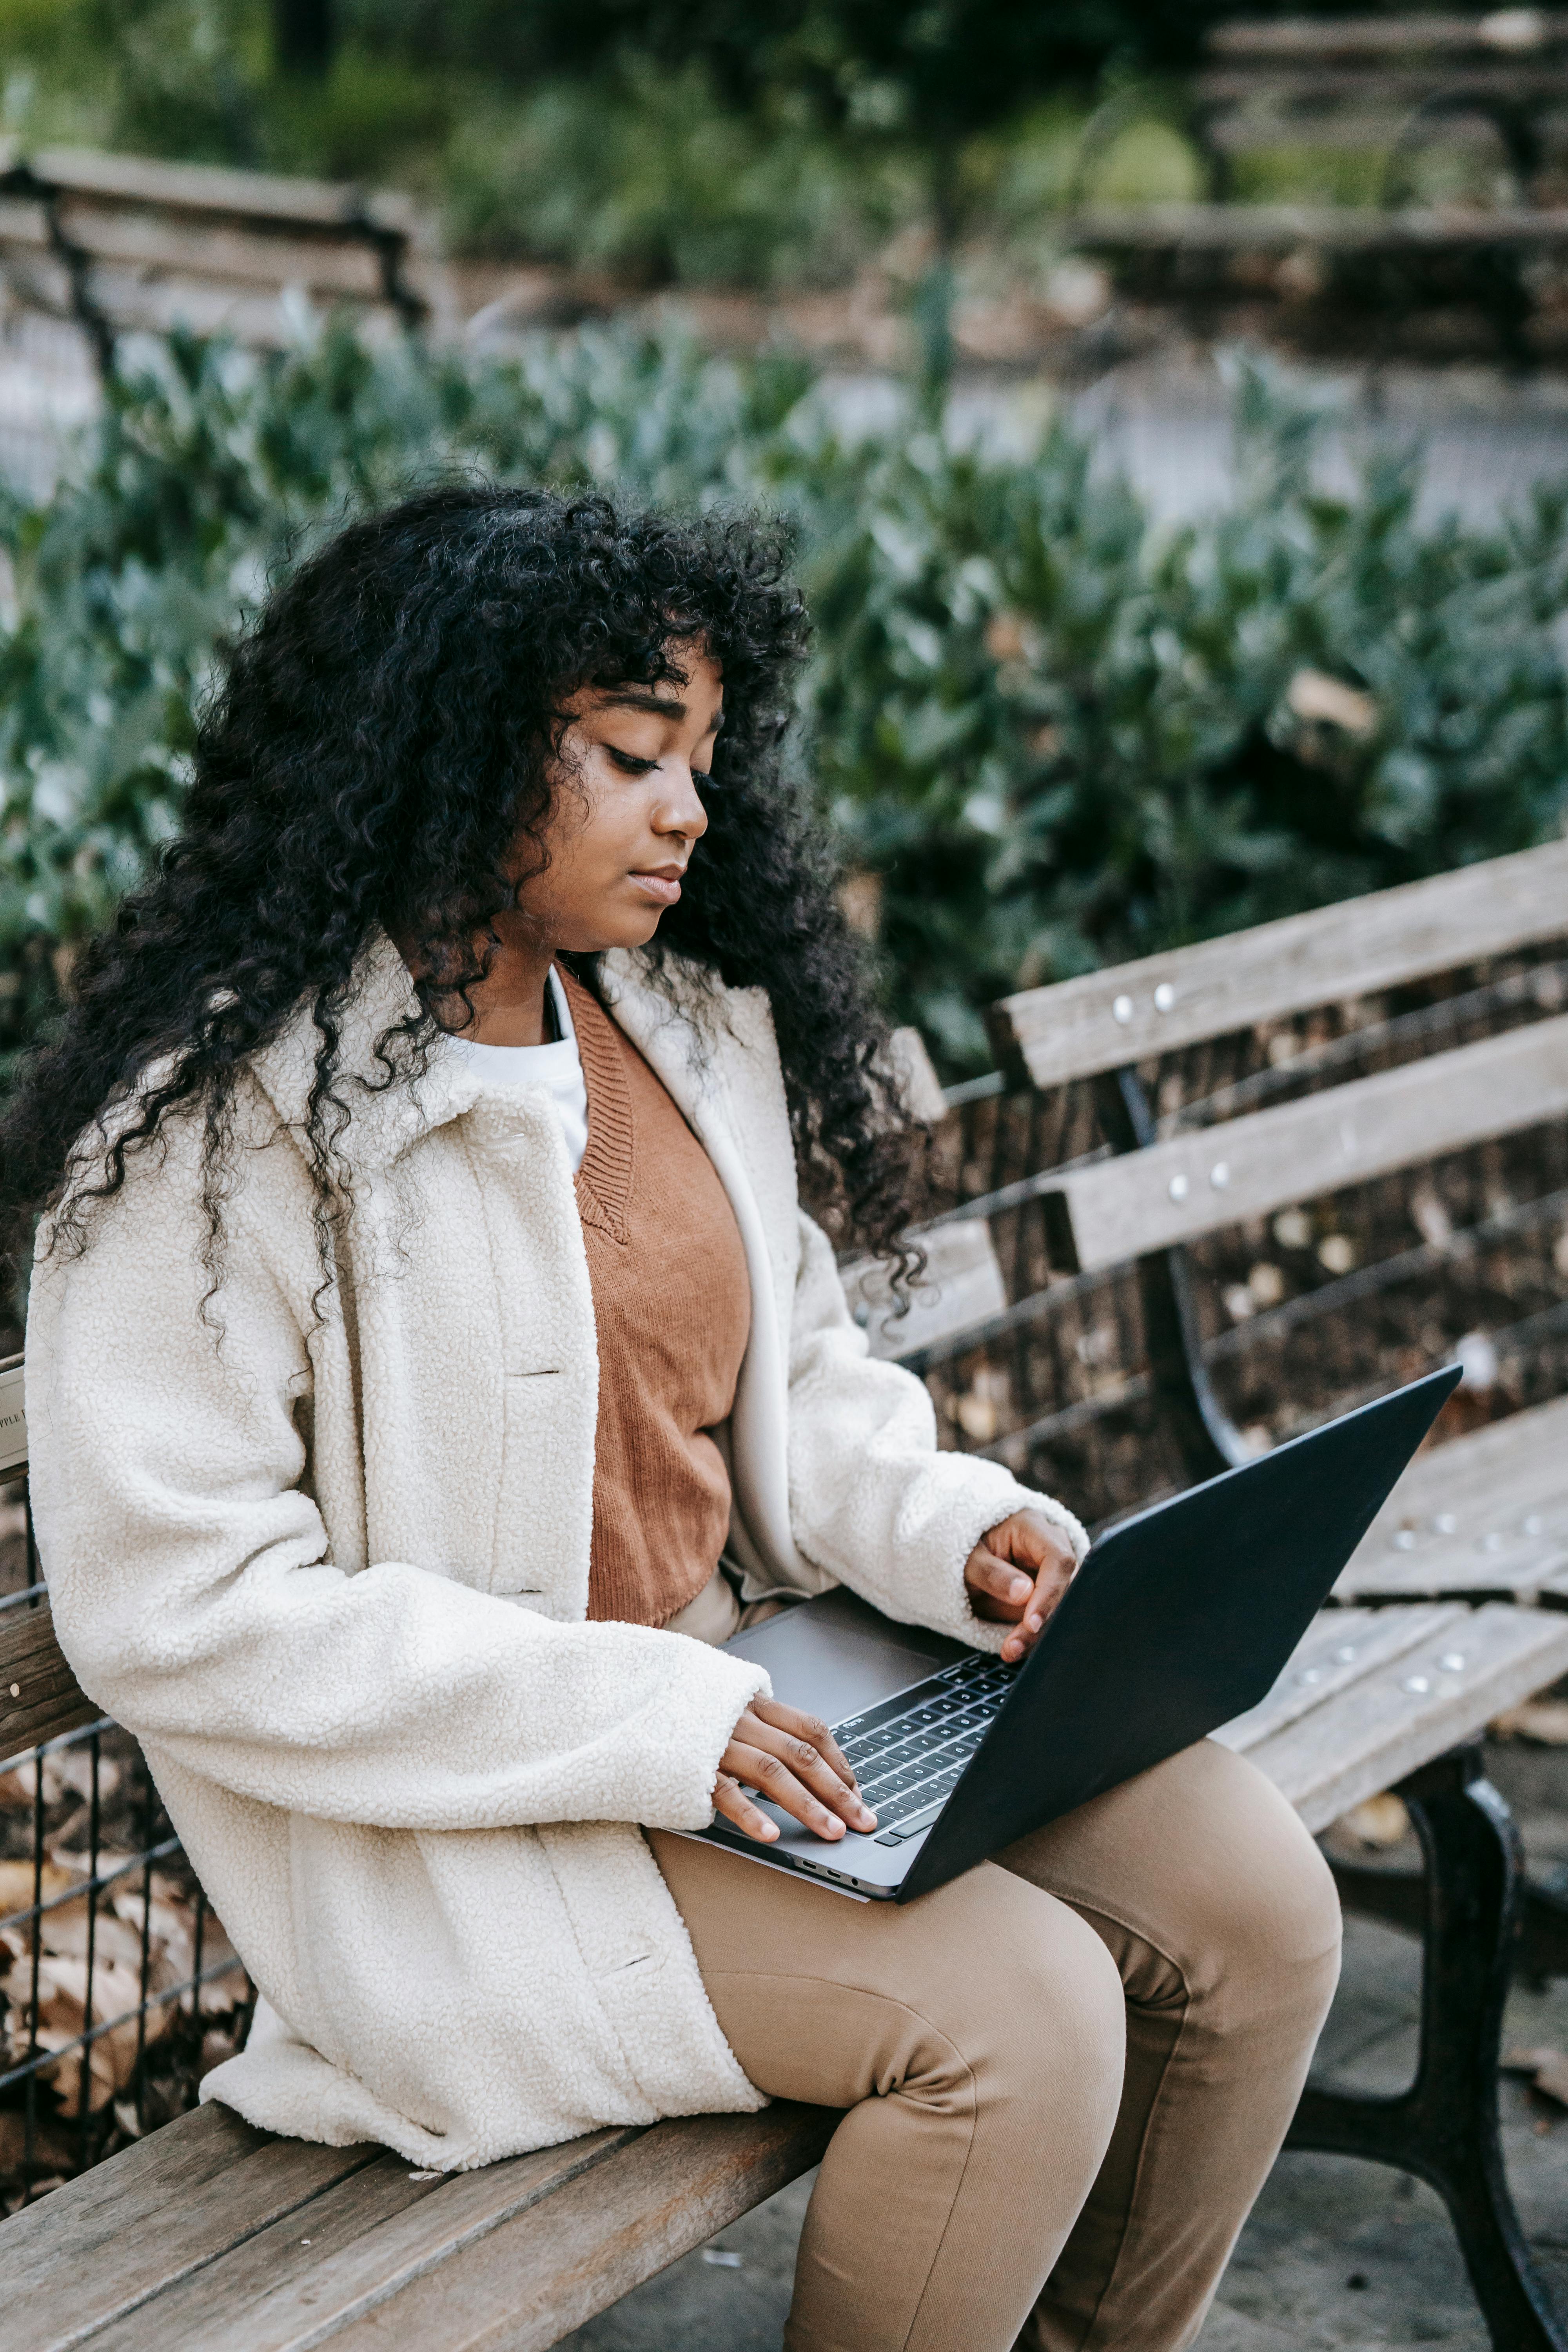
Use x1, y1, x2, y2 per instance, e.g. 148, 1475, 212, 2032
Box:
833, 1651, 1017, 1847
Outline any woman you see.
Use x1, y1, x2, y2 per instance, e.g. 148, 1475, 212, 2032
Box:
10, 488, 1339, 2352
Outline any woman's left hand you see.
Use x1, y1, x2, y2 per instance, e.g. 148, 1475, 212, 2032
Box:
963, 1509, 1078, 1664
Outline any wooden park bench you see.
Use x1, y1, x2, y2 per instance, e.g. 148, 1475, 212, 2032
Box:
1194, 12, 1568, 207
1063, 14, 1568, 356
0, 145, 442, 379
1058, 195, 1568, 359
8, 837, 1568, 2346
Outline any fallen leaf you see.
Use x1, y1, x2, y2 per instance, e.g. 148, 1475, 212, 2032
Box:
0, 1861, 82, 1927
1248, 1262, 1286, 1309
23, 1902, 145, 1976
1340, 1793, 1411, 1849
0, 2107, 76, 2182
1501, 2045, 1568, 2108
1503, 2045, 1563, 2073
952, 1364, 1010, 1445
1409, 1185, 1454, 1249
954, 1389, 1000, 1444
0, 1750, 118, 1811
1534, 2056, 1568, 2107
12, 1950, 173, 2116
1490, 1701, 1568, 1744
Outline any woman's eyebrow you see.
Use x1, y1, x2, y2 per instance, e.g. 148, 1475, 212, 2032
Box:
601, 690, 687, 719
601, 690, 725, 731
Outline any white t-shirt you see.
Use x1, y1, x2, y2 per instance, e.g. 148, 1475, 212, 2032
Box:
441, 965, 589, 1172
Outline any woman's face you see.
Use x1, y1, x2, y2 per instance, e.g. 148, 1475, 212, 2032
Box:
514, 639, 722, 955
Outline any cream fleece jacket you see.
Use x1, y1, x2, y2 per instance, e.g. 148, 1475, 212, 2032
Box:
25, 936, 1087, 2171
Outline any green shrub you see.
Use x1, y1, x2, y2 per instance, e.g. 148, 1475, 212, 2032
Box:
808, 360, 1568, 1059
443, 66, 915, 287
1, 327, 1565, 1080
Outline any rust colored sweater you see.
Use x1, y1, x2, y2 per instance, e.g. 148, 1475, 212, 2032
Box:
561, 972, 752, 1627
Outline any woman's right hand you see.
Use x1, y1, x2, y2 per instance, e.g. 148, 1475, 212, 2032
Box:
712, 1698, 878, 1844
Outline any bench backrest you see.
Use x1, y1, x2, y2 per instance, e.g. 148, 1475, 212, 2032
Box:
0, 145, 439, 367
0, 1350, 24, 1478
988, 840, 1568, 1279
860, 838, 1568, 1517
989, 838, 1568, 1090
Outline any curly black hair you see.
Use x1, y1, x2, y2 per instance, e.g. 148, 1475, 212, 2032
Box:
0, 484, 926, 1294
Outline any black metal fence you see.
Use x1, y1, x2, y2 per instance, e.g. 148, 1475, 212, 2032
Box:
0, 1508, 252, 2215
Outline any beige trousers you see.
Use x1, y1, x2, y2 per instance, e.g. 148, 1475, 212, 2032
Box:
651, 1737, 1340, 2352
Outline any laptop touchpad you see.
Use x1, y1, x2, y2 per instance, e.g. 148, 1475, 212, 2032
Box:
722, 1590, 959, 1726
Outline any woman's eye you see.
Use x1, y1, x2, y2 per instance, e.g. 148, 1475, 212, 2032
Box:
607, 747, 656, 775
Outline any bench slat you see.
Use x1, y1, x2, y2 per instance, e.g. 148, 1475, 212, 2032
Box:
1214, 1603, 1465, 1757
1235, 1602, 1568, 1832
991, 838, 1568, 1090
51, 207, 389, 298
839, 1220, 1007, 1361
1208, 18, 1568, 60
1339, 1524, 1568, 1608
0, 1594, 97, 1763
316, 2105, 837, 2352
75, 271, 389, 347
1041, 1011, 1568, 1273
0, 2103, 381, 2352
0, 1354, 26, 1474
13, 147, 414, 233
85, 2127, 647, 2352
1334, 1394, 1568, 1603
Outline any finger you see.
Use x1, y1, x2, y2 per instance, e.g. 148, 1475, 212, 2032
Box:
711, 1771, 780, 1844
751, 1698, 858, 1789
1000, 1560, 1075, 1661
965, 1546, 1034, 1619
743, 1723, 877, 1833
731, 1742, 845, 1837
991, 1510, 1077, 1575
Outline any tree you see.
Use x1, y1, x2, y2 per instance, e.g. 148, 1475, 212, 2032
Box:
274, 0, 336, 74
389, 0, 1233, 392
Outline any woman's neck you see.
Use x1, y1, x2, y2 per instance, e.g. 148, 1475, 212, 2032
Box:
400, 923, 561, 1048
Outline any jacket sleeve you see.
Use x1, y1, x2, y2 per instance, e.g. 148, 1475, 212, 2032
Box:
786, 1212, 1089, 1651
25, 1139, 767, 1839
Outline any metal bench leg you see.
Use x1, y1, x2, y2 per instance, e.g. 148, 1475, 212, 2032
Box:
1287, 1747, 1566, 2352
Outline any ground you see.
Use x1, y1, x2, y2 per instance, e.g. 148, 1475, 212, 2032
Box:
560, 1735, 1568, 2350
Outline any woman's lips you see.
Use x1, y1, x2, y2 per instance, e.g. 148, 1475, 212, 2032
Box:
629, 871, 682, 906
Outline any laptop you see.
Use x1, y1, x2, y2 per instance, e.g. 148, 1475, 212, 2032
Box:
683, 1363, 1461, 1902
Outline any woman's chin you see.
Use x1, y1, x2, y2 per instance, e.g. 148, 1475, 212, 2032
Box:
569, 904, 669, 955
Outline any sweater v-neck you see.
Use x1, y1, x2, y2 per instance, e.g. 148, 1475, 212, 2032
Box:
560, 970, 633, 1246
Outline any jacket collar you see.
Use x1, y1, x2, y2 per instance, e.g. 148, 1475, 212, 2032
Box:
249, 929, 730, 1179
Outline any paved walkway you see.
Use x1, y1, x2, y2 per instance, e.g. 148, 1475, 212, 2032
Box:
562, 1735, 1568, 2350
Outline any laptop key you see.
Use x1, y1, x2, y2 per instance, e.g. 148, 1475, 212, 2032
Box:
875, 1779, 953, 1827
873, 1798, 948, 1846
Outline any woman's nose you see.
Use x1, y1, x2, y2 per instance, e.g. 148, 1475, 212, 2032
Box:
657, 766, 709, 839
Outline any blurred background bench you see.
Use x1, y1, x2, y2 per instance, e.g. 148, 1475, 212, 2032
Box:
0, 145, 440, 377
1064, 13, 1568, 358
1196, 12, 1568, 207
